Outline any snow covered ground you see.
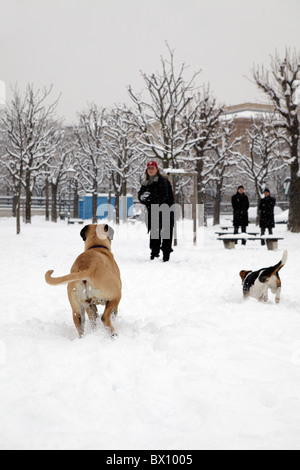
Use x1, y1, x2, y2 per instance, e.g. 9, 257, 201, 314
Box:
0, 216, 300, 450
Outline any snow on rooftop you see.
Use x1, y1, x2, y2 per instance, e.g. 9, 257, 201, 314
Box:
221, 110, 264, 120
221, 103, 274, 121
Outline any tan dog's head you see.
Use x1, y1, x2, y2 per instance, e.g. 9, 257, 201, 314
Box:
80, 224, 115, 250
239, 270, 251, 284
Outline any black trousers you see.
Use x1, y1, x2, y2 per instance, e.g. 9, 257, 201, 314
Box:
149, 213, 174, 257
261, 226, 273, 245
234, 225, 247, 245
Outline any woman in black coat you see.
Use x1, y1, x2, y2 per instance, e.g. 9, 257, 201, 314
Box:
259, 188, 276, 244
138, 161, 175, 262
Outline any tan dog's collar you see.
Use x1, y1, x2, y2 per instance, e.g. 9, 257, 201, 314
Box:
88, 245, 110, 252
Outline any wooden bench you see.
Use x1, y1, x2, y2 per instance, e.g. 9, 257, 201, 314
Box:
68, 219, 85, 225
248, 237, 284, 251
218, 235, 284, 251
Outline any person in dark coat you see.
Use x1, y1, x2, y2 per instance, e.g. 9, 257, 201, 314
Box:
259, 188, 276, 245
232, 185, 249, 245
138, 161, 175, 262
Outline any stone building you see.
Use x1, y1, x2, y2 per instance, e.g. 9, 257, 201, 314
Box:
222, 102, 274, 155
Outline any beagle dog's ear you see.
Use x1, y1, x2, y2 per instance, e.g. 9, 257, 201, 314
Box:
239, 270, 251, 282
104, 224, 114, 240
80, 225, 90, 242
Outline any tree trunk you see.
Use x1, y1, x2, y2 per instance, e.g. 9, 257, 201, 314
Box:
51, 182, 58, 223
121, 180, 126, 197
196, 154, 205, 204
73, 180, 79, 219
115, 193, 120, 225
196, 156, 207, 225
92, 191, 98, 224
16, 180, 22, 235
255, 183, 261, 227
256, 197, 261, 227
162, 157, 170, 170
25, 170, 32, 224
12, 194, 18, 218
45, 178, 50, 221
73, 193, 79, 219
213, 182, 222, 226
16, 202, 21, 234
288, 157, 300, 232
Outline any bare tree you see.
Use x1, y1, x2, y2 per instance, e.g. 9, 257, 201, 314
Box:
48, 129, 74, 222
128, 44, 200, 169
0, 128, 19, 216
237, 114, 288, 221
210, 119, 241, 225
253, 49, 300, 232
1, 90, 26, 233
0, 85, 60, 233
104, 106, 146, 223
74, 104, 106, 223
186, 88, 224, 204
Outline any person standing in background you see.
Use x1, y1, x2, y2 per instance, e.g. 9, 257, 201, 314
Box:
259, 188, 276, 245
232, 185, 249, 245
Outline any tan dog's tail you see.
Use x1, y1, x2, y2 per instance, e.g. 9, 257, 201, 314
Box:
45, 270, 89, 286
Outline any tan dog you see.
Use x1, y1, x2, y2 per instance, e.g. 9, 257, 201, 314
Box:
45, 224, 122, 338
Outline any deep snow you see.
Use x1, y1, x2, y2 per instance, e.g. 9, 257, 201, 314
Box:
0, 216, 300, 450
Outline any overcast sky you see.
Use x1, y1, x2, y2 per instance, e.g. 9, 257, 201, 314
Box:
1, 0, 299, 124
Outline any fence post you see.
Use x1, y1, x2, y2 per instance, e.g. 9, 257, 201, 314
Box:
122, 196, 128, 223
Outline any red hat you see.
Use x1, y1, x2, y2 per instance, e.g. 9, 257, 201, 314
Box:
147, 161, 158, 168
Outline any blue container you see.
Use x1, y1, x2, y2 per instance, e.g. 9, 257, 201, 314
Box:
79, 194, 133, 220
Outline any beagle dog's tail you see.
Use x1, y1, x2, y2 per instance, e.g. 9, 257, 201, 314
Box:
273, 250, 288, 275
281, 250, 288, 267
45, 270, 89, 286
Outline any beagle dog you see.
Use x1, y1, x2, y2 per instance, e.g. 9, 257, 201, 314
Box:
240, 250, 287, 303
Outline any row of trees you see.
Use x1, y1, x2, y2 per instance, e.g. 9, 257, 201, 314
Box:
0, 89, 147, 233
0, 46, 299, 233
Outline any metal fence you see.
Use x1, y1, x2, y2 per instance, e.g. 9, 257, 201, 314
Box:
0, 196, 74, 217
0, 196, 289, 219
